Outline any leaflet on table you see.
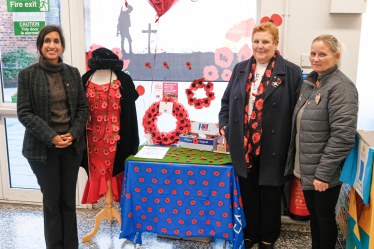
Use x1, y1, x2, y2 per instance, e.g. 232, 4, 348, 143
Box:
134, 146, 170, 160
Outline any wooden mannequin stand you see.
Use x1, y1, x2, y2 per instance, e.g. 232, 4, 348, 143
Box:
82, 178, 122, 242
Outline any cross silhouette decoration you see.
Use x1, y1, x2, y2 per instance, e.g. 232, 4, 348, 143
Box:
142, 23, 157, 54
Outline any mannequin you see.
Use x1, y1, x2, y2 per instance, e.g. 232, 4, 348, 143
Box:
82, 69, 120, 242
81, 48, 139, 242
90, 70, 117, 83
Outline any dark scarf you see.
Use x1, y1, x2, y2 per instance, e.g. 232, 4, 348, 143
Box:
39, 56, 63, 72
244, 52, 277, 170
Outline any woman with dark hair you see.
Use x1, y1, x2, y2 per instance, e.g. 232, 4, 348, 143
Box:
17, 25, 88, 249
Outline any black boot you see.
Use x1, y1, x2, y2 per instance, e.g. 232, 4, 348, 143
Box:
258, 242, 274, 249
244, 239, 255, 249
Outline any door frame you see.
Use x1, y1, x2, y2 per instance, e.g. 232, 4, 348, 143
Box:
0, 0, 90, 208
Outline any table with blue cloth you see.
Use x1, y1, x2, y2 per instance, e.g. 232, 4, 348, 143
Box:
119, 160, 246, 248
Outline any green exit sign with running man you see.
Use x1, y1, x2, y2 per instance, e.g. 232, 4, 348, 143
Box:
7, 0, 49, 12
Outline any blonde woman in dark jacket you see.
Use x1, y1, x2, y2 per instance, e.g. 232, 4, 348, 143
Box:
285, 34, 358, 249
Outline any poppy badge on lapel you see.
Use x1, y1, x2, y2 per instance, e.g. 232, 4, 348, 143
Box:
272, 78, 282, 87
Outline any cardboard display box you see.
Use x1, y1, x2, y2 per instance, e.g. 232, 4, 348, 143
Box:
179, 121, 228, 153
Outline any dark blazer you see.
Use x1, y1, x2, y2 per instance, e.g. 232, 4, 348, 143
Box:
17, 63, 89, 162
81, 70, 139, 177
219, 55, 303, 186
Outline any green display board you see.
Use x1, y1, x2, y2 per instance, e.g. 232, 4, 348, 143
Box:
7, 0, 49, 12
13, 21, 45, 35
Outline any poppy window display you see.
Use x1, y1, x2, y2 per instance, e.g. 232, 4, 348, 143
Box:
142, 97, 191, 146
185, 77, 215, 110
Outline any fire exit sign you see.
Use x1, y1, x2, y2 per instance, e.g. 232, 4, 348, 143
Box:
7, 0, 49, 12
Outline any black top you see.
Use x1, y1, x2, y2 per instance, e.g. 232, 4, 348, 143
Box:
81, 70, 139, 177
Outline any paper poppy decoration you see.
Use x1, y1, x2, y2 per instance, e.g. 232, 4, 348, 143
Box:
163, 62, 169, 69
260, 14, 283, 26
145, 62, 152, 69
186, 62, 191, 70
186, 77, 215, 110
136, 85, 145, 96
142, 97, 191, 146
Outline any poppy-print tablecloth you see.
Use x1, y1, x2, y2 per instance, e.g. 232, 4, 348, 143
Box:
119, 160, 246, 248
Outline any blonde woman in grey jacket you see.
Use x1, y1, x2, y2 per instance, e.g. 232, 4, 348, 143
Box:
284, 34, 358, 249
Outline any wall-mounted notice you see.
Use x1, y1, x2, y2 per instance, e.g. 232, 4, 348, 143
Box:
14, 21, 45, 35
353, 138, 370, 199
154, 82, 163, 99
13, 12, 45, 36
7, 0, 49, 12
163, 82, 178, 100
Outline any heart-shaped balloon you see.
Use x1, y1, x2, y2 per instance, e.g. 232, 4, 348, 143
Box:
148, 0, 180, 20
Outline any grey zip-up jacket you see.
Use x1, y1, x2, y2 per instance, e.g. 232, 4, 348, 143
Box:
284, 65, 358, 190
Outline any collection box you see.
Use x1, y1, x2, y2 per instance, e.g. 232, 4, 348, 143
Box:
179, 121, 228, 153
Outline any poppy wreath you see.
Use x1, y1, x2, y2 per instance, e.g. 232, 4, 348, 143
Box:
185, 77, 215, 109
142, 97, 191, 146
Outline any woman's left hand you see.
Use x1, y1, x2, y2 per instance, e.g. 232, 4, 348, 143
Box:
61, 133, 75, 143
313, 179, 329, 192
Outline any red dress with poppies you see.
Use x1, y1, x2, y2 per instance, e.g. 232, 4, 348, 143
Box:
81, 79, 123, 204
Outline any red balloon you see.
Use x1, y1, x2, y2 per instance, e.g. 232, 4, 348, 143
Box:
148, 0, 180, 20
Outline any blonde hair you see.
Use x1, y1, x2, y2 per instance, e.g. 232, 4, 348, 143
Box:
252, 22, 279, 43
313, 34, 344, 68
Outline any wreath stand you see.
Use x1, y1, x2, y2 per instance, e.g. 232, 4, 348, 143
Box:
82, 178, 122, 242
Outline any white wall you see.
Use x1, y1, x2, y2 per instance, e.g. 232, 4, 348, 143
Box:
356, 0, 374, 131
260, 0, 363, 83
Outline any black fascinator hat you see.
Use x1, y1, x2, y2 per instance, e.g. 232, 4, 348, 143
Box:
88, 48, 123, 71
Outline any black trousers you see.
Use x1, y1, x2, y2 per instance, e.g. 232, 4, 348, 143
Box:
29, 146, 82, 249
303, 185, 341, 249
239, 157, 284, 244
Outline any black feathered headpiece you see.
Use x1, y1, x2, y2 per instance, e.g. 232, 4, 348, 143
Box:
88, 48, 123, 71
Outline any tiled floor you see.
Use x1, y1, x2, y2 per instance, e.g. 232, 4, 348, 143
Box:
0, 202, 346, 249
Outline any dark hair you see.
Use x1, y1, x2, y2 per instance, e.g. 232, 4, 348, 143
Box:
36, 25, 65, 56
91, 48, 119, 60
